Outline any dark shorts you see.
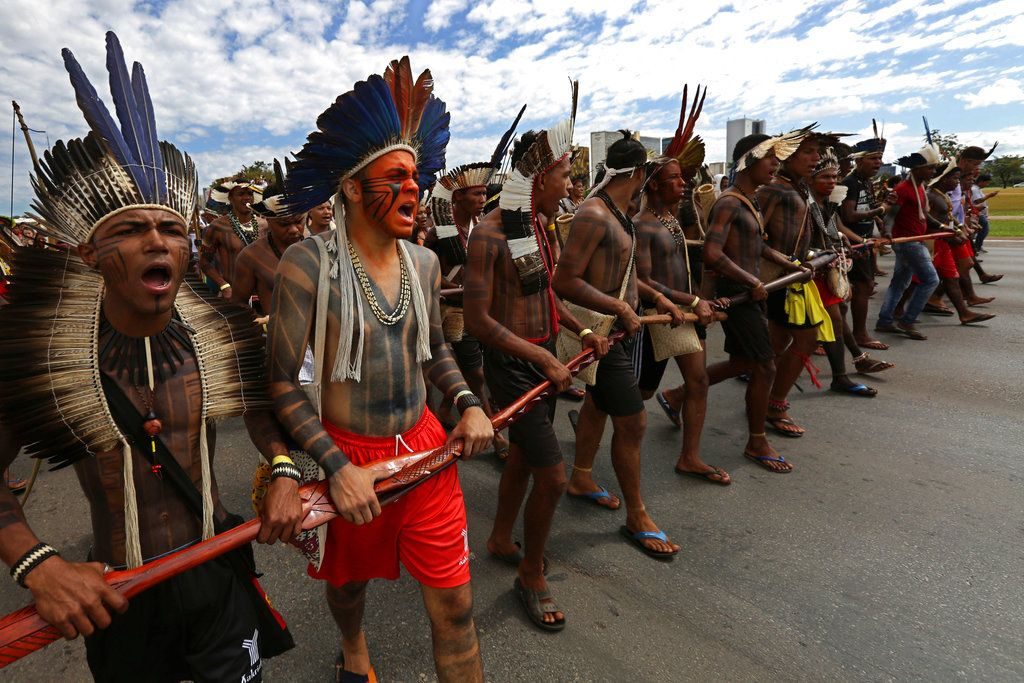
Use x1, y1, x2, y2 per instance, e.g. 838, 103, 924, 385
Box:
636, 324, 707, 393
847, 251, 874, 284
765, 288, 821, 329
483, 339, 562, 468
451, 334, 482, 371
85, 555, 262, 683
718, 282, 773, 362
587, 334, 644, 417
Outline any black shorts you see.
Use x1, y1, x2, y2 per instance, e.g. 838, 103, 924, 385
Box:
85, 555, 263, 683
636, 324, 707, 393
483, 339, 562, 468
717, 282, 774, 362
847, 250, 874, 284
451, 334, 482, 371
765, 289, 821, 329
587, 334, 644, 417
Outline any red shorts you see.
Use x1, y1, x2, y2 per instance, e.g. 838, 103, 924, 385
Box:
950, 239, 974, 261
932, 240, 959, 279
308, 409, 470, 589
813, 274, 845, 307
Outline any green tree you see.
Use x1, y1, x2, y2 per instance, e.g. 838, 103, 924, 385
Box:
923, 129, 963, 158
236, 160, 274, 185
986, 155, 1024, 188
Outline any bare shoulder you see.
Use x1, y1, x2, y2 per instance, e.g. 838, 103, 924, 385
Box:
404, 241, 440, 275
236, 239, 261, 266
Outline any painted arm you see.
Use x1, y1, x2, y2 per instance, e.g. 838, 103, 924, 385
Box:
198, 226, 228, 290
228, 250, 257, 307
419, 251, 492, 458
0, 425, 127, 639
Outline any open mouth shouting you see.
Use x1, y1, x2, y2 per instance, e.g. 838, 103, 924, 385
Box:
140, 262, 174, 295
397, 200, 416, 223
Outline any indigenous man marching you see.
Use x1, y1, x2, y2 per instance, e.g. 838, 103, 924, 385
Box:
269, 58, 491, 682
702, 132, 810, 474
465, 102, 610, 630
199, 176, 267, 299
925, 160, 995, 326
840, 129, 890, 352
0, 33, 300, 681
756, 128, 831, 439
231, 162, 307, 319
807, 147, 891, 399
425, 113, 526, 459
553, 132, 684, 559
634, 86, 730, 485
874, 142, 943, 341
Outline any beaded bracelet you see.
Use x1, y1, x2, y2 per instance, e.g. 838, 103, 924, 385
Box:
11, 542, 59, 588
271, 463, 302, 483
271, 454, 295, 467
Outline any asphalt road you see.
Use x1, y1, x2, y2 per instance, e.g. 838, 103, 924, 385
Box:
2, 243, 1021, 682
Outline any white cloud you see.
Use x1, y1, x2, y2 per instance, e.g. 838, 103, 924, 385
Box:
956, 78, 1024, 109
2, 0, 1022, 213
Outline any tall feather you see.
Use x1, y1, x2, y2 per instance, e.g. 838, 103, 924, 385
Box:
385, 57, 413, 140
872, 118, 879, 140
130, 60, 166, 202
986, 142, 998, 157
923, 116, 933, 144
273, 158, 285, 188
61, 47, 145, 196
489, 104, 527, 170
408, 68, 433, 140
568, 78, 579, 140
664, 84, 707, 159
104, 32, 154, 200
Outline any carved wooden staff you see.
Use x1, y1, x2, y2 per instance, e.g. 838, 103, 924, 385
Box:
0, 313, 709, 667
713, 251, 839, 309
850, 231, 955, 251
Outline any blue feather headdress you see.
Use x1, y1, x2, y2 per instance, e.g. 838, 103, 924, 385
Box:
31, 31, 197, 245
285, 56, 451, 214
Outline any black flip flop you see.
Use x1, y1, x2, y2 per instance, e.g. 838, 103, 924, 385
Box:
766, 416, 804, 438
675, 466, 731, 485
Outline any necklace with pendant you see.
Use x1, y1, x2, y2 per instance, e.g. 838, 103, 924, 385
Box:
652, 208, 686, 250
229, 211, 259, 246
100, 314, 195, 477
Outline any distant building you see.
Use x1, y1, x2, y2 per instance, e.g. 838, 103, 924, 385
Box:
707, 161, 727, 176
589, 131, 619, 182
638, 135, 662, 156
726, 117, 766, 165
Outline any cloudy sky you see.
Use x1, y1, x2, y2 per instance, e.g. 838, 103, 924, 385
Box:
1, 0, 1022, 214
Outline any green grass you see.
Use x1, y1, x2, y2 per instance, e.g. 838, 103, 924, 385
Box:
987, 219, 1024, 237
986, 187, 1024, 216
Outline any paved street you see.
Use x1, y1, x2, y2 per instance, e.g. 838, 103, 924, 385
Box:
2, 243, 1021, 682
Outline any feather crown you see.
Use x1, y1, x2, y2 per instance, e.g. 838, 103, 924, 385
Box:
284, 57, 451, 213
31, 31, 197, 245
735, 124, 818, 173
654, 84, 707, 177
813, 147, 840, 176
252, 158, 300, 218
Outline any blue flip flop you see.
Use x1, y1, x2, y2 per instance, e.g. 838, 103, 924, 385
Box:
830, 382, 877, 397
619, 525, 678, 560
744, 451, 793, 473
567, 486, 620, 510
655, 391, 681, 428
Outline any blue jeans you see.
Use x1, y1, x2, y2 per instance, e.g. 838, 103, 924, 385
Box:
973, 215, 990, 251
877, 242, 939, 326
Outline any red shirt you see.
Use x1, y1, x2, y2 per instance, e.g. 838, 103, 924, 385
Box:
891, 179, 928, 238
